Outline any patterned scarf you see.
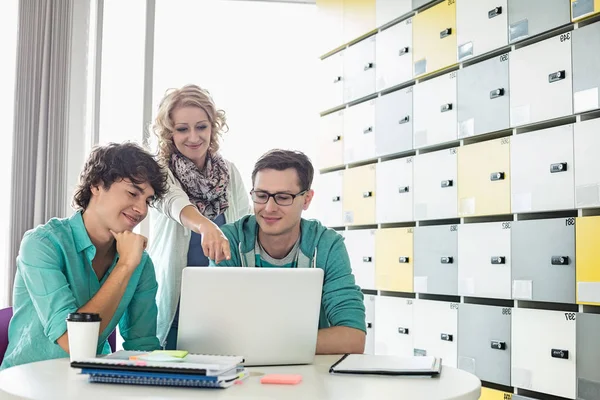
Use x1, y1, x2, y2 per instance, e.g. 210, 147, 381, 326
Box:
170, 151, 230, 220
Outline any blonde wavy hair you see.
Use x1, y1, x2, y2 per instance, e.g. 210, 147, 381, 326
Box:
153, 84, 228, 166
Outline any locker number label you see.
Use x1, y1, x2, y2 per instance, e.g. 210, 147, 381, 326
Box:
449, 148, 457, 155
565, 312, 576, 321
406, 157, 413, 164
450, 303, 459, 310
560, 32, 571, 42
407, 228, 414, 233
499, 53, 509, 62
448, 0, 455, 5
450, 225, 458, 232
406, 18, 412, 25
502, 308, 512, 315
504, 395, 512, 400
500, 137, 510, 145
502, 222, 511, 230
565, 217, 575, 226
449, 71, 457, 79
406, 299, 413, 305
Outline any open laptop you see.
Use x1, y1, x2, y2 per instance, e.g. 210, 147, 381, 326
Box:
177, 267, 324, 366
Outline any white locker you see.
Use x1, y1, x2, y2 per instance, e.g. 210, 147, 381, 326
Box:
574, 118, 600, 208
511, 124, 575, 213
344, 229, 376, 291
374, 297, 414, 357
509, 33, 573, 127
375, 19, 413, 92
317, 171, 344, 227
413, 148, 458, 221
344, 99, 376, 164
376, 157, 414, 224
364, 295, 376, 355
413, 300, 459, 367
456, 0, 509, 61
511, 308, 577, 399
375, 87, 413, 157
458, 221, 512, 299
318, 110, 344, 170
344, 36, 376, 103
319, 50, 345, 112
376, 0, 411, 28
413, 71, 458, 149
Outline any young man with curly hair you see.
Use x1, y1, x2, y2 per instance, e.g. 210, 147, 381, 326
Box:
1, 142, 168, 369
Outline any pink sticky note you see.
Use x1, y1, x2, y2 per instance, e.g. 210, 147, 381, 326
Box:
260, 374, 302, 385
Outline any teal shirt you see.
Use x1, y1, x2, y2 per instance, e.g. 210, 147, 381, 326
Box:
1, 212, 160, 370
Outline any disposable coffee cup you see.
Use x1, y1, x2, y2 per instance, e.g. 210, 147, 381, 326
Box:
66, 312, 101, 362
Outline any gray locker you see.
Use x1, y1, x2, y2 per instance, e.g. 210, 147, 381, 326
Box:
413, 224, 458, 296
573, 21, 600, 114
375, 87, 413, 157
458, 304, 511, 386
412, 0, 434, 11
508, 0, 571, 44
458, 53, 510, 139
577, 313, 600, 400
511, 218, 576, 304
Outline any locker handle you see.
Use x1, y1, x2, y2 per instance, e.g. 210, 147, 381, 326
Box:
363, 126, 373, 134
491, 256, 506, 265
362, 191, 373, 198
550, 162, 567, 173
399, 186, 410, 193
367, 322, 373, 329
490, 172, 505, 181
551, 255, 569, 265
362, 256, 372, 262
491, 340, 506, 350
548, 70, 566, 83
364, 62, 374, 71
488, 6, 502, 18
440, 256, 454, 264
441, 179, 454, 188
332, 135, 341, 142
399, 47, 409, 56
440, 103, 453, 113
551, 349, 569, 359
440, 333, 453, 342
332, 196, 341, 202
440, 28, 452, 39
399, 116, 410, 124
490, 88, 505, 99
333, 76, 342, 83
398, 327, 409, 335
398, 256, 410, 263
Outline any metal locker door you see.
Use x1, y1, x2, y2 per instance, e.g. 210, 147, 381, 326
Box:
413, 71, 458, 149
574, 118, 600, 208
510, 124, 575, 213
576, 216, 600, 305
509, 33, 573, 127
511, 308, 577, 399
573, 21, 600, 114
376, 19, 413, 92
507, 0, 571, 44
375, 87, 413, 157
456, 0, 508, 62
375, 228, 413, 293
318, 110, 344, 170
317, 171, 344, 228
458, 304, 511, 386
319, 51, 345, 112
458, 53, 510, 139
376, 0, 411, 27
480, 388, 515, 400
344, 99, 376, 164
576, 313, 600, 400
413, 300, 459, 367
344, 36, 376, 103
413, 147, 458, 221
376, 157, 414, 224
344, 229, 376, 290
458, 221, 512, 299
413, 224, 459, 296
364, 295, 376, 354
343, 164, 376, 226
572, 0, 600, 22
511, 218, 576, 304
374, 296, 414, 357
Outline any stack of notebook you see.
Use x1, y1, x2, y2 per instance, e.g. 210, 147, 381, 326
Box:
71, 350, 247, 389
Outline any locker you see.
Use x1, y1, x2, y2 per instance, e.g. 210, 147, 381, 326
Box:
317, 171, 344, 228
458, 304, 511, 386
364, 294, 376, 354
376, 0, 411, 28
343, 0, 376, 44
413, 299, 458, 367
456, 0, 508, 62
576, 216, 600, 305
507, 0, 571, 44
457, 138, 511, 217
344, 36, 376, 103
458, 222, 511, 299
572, 21, 600, 114
572, 0, 600, 22
374, 296, 414, 357
317, 110, 344, 170
413, 71, 458, 149
413, 224, 458, 296
375, 228, 413, 293
376, 157, 414, 224
511, 308, 577, 399
317, 0, 344, 56
344, 229, 376, 290
510, 125, 575, 213
412, 0, 434, 10
512, 396, 535, 400
574, 118, 600, 208
577, 314, 600, 400
319, 51, 345, 112
375, 19, 413, 92
509, 33, 573, 127
342, 164, 376, 226
375, 87, 413, 157
413, 148, 458, 221
480, 388, 514, 400
457, 53, 510, 139
412, 0, 457, 78
344, 99, 376, 164
511, 218, 576, 304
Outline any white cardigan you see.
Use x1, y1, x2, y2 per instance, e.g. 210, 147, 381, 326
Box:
147, 160, 252, 346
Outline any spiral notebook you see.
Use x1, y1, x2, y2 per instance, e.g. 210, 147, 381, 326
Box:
329, 354, 443, 377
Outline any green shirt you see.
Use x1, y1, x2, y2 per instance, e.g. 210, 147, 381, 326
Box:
1, 212, 160, 369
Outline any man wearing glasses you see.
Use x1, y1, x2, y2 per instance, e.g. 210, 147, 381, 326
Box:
210, 149, 366, 355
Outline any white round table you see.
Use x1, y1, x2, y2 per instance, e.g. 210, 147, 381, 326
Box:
0, 355, 481, 400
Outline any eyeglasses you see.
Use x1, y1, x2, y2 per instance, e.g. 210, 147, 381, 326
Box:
250, 189, 308, 206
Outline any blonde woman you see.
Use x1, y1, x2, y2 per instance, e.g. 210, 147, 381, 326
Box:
148, 84, 251, 349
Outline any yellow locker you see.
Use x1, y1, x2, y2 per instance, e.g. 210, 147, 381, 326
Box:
375, 228, 414, 292
572, 0, 600, 22
317, 0, 345, 55
342, 164, 376, 226
343, 0, 376, 44
576, 216, 600, 305
457, 137, 511, 217
479, 387, 512, 400
412, 0, 457, 78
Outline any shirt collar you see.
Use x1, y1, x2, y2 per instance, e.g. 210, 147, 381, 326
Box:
68, 210, 94, 253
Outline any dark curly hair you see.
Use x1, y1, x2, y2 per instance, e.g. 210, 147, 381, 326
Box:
72, 142, 168, 210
